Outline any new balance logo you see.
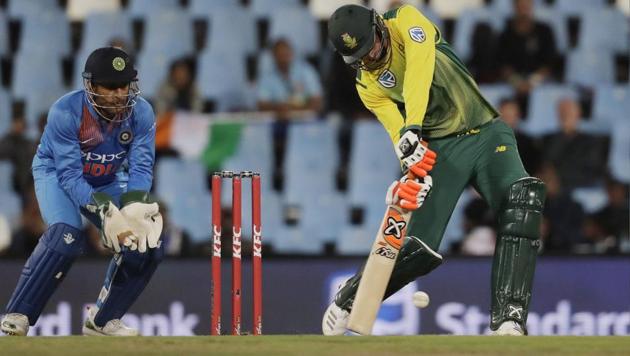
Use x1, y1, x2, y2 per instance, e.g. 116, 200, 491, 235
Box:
63, 233, 74, 244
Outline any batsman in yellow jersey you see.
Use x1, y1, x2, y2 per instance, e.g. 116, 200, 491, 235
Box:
322, 4, 546, 336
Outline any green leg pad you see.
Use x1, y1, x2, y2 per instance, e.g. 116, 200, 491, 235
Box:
335, 235, 443, 311
490, 177, 546, 332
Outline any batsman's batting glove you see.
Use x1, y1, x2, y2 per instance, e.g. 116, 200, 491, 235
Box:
394, 129, 437, 178
120, 191, 163, 253
86, 192, 138, 253
386, 174, 433, 211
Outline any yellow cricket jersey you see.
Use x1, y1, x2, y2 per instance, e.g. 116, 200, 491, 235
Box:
355, 5, 498, 144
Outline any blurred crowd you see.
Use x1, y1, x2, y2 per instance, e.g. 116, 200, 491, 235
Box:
0, 0, 628, 258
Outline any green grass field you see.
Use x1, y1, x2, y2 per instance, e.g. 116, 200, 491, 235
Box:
1, 336, 629, 356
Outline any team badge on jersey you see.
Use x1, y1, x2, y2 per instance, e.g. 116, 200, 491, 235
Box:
408, 27, 426, 43
378, 70, 396, 88
119, 129, 133, 144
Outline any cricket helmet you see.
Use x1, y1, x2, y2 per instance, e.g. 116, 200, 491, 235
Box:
328, 4, 391, 71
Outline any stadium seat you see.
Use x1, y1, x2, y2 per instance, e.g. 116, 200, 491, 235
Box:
347, 120, 399, 226
135, 50, 175, 99
0, 191, 21, 223
336, 223, 380, 255
189, 0, 242, 17
142, 11, 193, 56
127, 0, 181, 18
80, 12, 132, 53
578, 8, 629, 53
8, 0, 62, 18
521, 85, 578, 136
0, 161, 13, 192
478, 84, 514, 108
205, 8, 257, 56
609, 121, 630, 183
301, 191, 348, 244
249, 0, 302, 19
197, 50, 248, 111
0, 90, 10, 136
171, 191, 212, 242
0, 13, 7, 57
272, 224, 325, 255
18, 12, 71, 58
268, 6, 321, 57
534, 8, 569, 53
66, 0, 121, 20
429, 0, 484, 19
592, 85, 630, 125
565, 49, 614, 88
239, 187, 282, 247
490, 0, 546, 15
554, 0, 606, 15
452, 8, 504, 62
572, 186, 608, 214
310, 0, 361, 19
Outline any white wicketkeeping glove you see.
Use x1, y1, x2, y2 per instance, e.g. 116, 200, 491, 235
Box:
89, 198, 139, 253
120, 200, 163, 253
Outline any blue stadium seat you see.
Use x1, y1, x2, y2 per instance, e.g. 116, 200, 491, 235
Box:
478, 84, 514, 108
453, 8, 504, 62
127, 0, 181, 18
571, 186, 608, 214
189, 0, 242, 17
336, 224, 379, 255
565, 49, 614, 88
301, 191, 347, 244
205, 8, 257, 56
592, 85, 630, 125
249, 0, 301, 19
268, 6, 320, 56
490, 0, 546, 15
238, 187, 282, 247
81, 12, 132, 53
12, 52, 66, 129
0, 13, 7, 57
272, 224, 325, 255
0, 191, 21, 223
521, 85, 578, 136
170, 192, 212, 242
310, 0, 361, 20
579, 8, 629, 53
0, 161, 13, 192
609, 121, 630, 183
73, 49, 92, 90
135, 50, 174, 99
0, 89, 10, 136
221, 121, 274, 188
348, 120, 399, 227
534, 8, 569, 53
197, 51, 248, 111
554, 0, 606, 15
19, 12, 71, 58
142, 11, 193, 57
8, 0, 62, 18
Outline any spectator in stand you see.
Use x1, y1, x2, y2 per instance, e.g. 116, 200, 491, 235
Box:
154, 58, 203, 116
497, 0, 557, 110
542, 97, 608, 191
257, 38, 323, 187
580, 175, 629, 254
498, 97, 541, 175
0, 116, 37, 197
537, 163, 584, 253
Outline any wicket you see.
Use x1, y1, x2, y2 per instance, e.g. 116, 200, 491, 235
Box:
211, 170, 262, 336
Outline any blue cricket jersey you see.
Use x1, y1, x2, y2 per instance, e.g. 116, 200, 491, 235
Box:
32, 90, 156, 207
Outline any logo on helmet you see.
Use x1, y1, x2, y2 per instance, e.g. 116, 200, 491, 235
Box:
112, 57, 126, 71
341, 33, 358, 49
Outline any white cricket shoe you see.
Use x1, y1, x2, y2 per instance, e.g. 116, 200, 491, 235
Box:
82, 307, 139, 336
1, 313, 29, 336
491, 321, 525, 336
322, 302, 350, 336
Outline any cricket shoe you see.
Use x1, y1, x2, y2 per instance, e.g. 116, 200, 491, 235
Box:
82, 307, 139, 336
1, 313, 29, 336
491, 321, 525, 336
322, 302, 350, 336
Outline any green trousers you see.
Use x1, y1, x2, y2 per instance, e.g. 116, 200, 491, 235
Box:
407, 119, 529, 250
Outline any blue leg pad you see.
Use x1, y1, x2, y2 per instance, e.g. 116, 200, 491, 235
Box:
5, 223, 85, 325
94, 243, 164, 327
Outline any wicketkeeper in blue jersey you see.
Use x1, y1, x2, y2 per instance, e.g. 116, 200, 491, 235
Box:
1, 47, 164, 336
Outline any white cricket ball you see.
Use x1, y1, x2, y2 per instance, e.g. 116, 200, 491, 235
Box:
413, 291, 430, 308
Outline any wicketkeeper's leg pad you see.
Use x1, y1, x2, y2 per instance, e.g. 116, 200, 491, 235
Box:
5, 223, 85, 324
336, 235, 443, 311
94, 242, 164, 327
490, 177, 546, 332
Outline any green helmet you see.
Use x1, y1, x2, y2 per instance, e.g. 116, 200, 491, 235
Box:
328, 4, 391, 71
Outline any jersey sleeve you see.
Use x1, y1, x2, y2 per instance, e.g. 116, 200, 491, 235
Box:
127, 101, 156, 192
356, 82, 406, 143
397, 5, 437, 133
47, 106, 95, 207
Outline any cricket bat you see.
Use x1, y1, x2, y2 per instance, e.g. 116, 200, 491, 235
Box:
347, 204, 412, 335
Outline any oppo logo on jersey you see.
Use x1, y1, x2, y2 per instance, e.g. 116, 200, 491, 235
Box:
81, 150, 126, 177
